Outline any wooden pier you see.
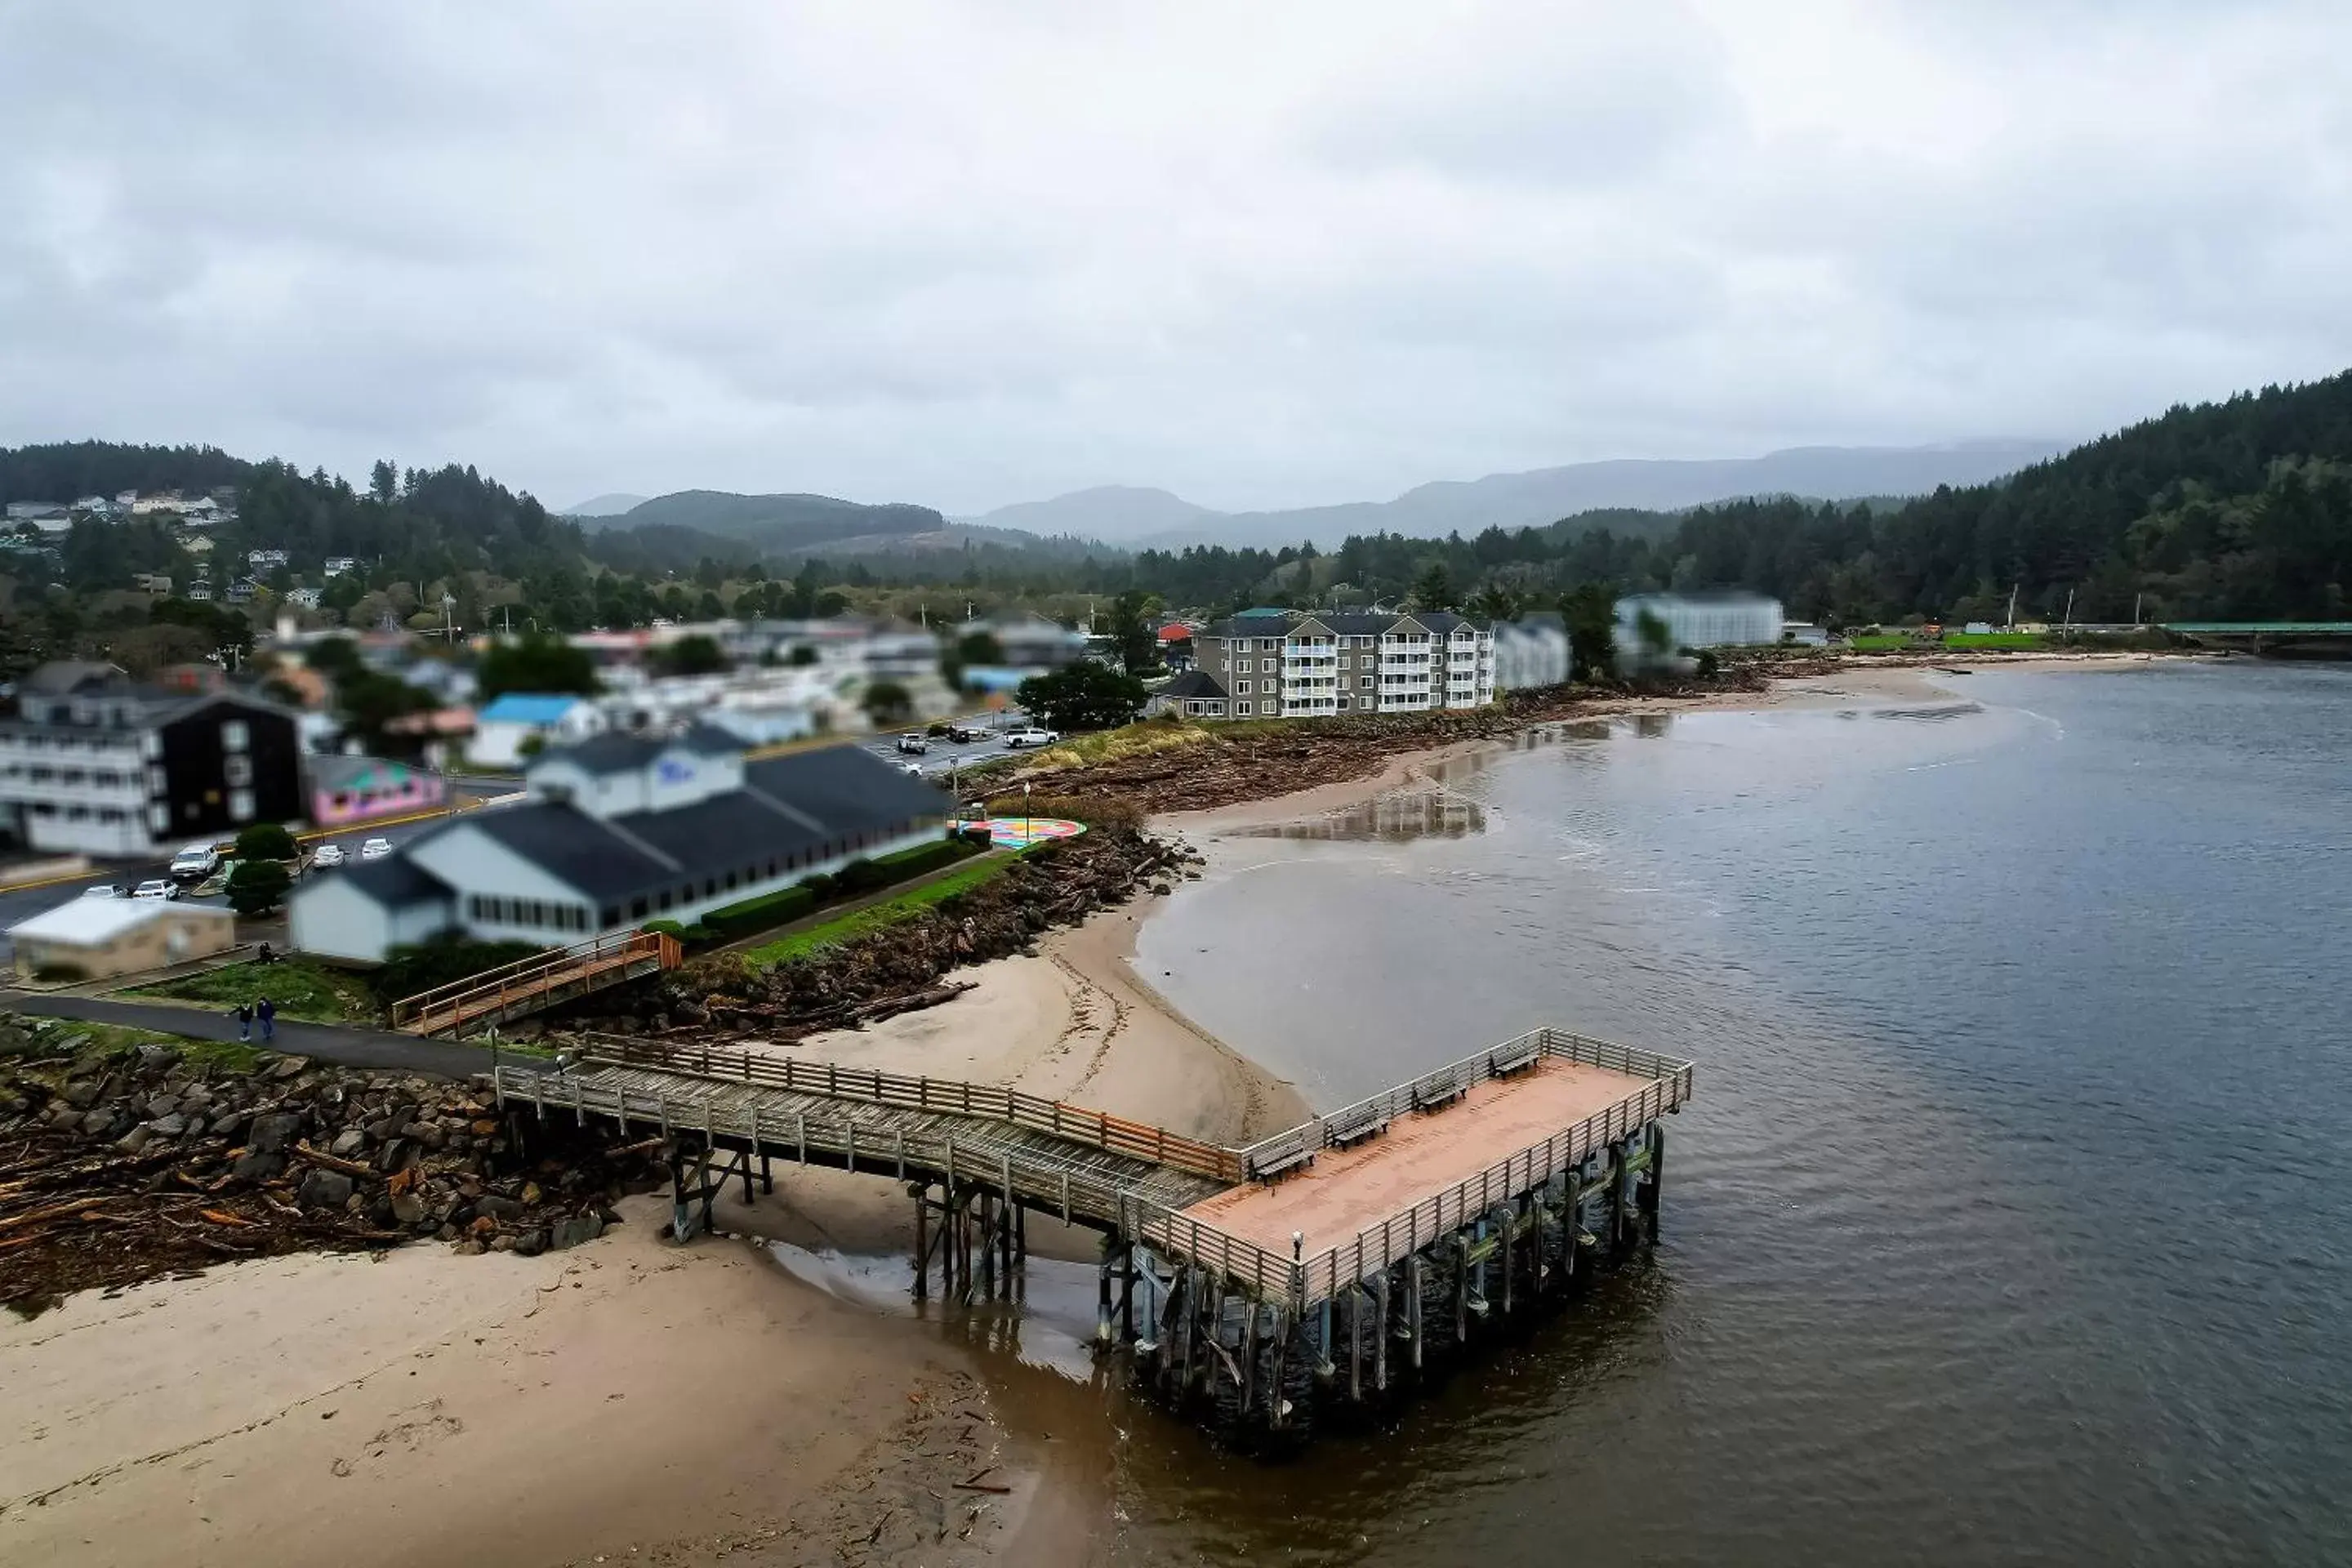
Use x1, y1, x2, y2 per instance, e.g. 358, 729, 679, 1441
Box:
494, 1026, 1692, 1449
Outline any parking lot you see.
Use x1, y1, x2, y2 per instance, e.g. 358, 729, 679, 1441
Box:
857, 712, 1048, 797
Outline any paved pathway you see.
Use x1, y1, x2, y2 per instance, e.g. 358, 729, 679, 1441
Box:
2, 992, 528, 1080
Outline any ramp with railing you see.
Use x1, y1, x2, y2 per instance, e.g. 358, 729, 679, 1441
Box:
391, 931, 682, 1036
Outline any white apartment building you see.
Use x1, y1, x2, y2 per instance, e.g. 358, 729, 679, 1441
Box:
1191, 610, 1496, 719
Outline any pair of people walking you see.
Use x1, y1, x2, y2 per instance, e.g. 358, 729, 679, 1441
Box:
234, 996, 277, 1043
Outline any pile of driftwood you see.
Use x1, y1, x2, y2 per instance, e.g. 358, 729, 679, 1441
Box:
1001, 652, 1848, 814
0, 1017, 663, 1308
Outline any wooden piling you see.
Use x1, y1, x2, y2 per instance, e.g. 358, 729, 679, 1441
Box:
1374, 1271, 1390, 1392
911, 1183, 929, 1300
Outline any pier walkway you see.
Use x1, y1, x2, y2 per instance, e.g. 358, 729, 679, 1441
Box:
497, 1026, 1692, 1446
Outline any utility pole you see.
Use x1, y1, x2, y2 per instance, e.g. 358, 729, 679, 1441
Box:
2133, 592, 2143, 627
2062, 588, 2075, 635
2005, 582, 2018, 630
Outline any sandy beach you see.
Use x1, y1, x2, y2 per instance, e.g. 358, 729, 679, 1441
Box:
0, 651, 2149, 1567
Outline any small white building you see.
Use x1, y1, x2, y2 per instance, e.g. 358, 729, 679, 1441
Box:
1615, 593, 1784, 664
11, 896, 237, 982
468, 693, 607, 768
323, 557, 357, 577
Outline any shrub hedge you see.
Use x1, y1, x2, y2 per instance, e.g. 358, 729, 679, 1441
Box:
680, 834, 986, 946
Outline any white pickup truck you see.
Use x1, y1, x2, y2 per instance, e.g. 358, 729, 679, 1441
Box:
167, 841, 220, 883
1001, 726, 1060, 749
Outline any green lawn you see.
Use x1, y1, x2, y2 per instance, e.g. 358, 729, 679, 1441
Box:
1847, 634, 1911, 650
1941, 631, 2047, 649
2, 1018, 263, 1075
742, 855, 1015, 969
122, 957, 377, 1023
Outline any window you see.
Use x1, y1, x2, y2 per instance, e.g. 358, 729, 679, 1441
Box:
657, 889, 674, 912
1240, 701, 1255, 715
1260, 657, 1274, 672
1361, 675, 1374, 688
229, 789, 254, 822
601, 905, 620, 926
1236, 679, 1251, 695
224, 755, 252, 786
724, 871, 738, 891
220, 720, 249, 752
630, 896, 650, 920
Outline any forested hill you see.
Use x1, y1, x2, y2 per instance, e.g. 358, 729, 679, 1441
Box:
1191, 372, 2352, 625
597, 490, 947, 550
0, 440, 252, 506
0, 441, 586, 607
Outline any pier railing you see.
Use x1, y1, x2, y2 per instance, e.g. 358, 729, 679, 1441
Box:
1235, 1027, 1694, 1182
1292, 1065, 1688, 1305
572, 1034, 1245, 1183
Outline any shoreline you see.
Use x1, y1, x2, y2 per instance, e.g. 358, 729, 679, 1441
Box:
0, 649, 2160, 1566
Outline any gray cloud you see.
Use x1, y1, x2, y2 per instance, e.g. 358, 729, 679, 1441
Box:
2, 0, 2348, 514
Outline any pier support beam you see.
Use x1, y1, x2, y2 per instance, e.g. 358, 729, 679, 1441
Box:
1643, 1125, 1666, 1241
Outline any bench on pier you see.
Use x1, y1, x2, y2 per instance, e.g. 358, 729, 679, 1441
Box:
1245, 1131, 1315, 1183
1490, 1040, 1543, 1078
1322, 1107, 1390, 1149
1411, 1069, 1468, 1113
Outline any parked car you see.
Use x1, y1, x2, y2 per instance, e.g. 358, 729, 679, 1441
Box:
359, 837, 395, 861
898, 760, 925, 778
82, 883, 125, 899
1002, 726, 1060, 748
311, 843, 345, 868
924, 721, 954, 737
896, 732, 929, 755
131, 879, 178, 901
167, 841, 220, 882
948, 723, 992, 743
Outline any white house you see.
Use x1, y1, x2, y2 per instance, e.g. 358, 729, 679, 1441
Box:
289, 731, 951, 963
468, 693, 607, 768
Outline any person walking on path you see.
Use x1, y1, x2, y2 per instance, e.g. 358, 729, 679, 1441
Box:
234, 1001, 253, 1042
257, 996, 277, 1043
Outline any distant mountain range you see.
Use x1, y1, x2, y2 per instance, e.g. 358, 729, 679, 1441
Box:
560, 492, 649, 517
953, 442, 2066, 549
564, 440, 2063, 560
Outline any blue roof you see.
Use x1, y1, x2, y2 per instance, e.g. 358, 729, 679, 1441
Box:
1236, 606, 1292, 618
476, 693, 586, 724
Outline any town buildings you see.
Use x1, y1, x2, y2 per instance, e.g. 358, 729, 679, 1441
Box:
307, 755, 448, 829
1187, 608, 1497, 718
289, 731, 951, 964
0, 662, 303, 857
1143, 670, 1232, 719
468, 693, 608, 767
9, 897, 238, 982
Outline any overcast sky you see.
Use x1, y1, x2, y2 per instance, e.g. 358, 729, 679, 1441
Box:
4, 1, 2348, 514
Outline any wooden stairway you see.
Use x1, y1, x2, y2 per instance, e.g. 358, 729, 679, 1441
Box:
390, 931, 682, 1037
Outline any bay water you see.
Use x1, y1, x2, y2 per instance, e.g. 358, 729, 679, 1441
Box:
1107, 662, 2352, 1566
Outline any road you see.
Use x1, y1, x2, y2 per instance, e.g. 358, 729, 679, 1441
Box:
4, 992, 540, 1080
0, 773, 520, 936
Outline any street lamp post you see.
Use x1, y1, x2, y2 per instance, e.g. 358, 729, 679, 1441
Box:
1022, 781, 1031, 848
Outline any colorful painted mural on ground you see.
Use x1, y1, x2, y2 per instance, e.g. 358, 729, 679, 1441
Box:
975, 816, 1085, 850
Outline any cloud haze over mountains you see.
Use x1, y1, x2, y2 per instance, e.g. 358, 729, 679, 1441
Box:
6, 3, 2350, 515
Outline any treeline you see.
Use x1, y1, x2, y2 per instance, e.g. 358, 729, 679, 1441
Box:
0, 440, 252, 507
1138, 374, 2352, 624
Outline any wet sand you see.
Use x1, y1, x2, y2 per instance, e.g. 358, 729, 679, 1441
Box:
0, 895, 1306, 1568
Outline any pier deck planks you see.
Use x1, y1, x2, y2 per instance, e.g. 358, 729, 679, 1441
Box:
1176, 1058, 1645, 1261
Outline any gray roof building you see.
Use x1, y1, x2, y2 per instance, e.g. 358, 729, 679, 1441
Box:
289, 735, 954, 963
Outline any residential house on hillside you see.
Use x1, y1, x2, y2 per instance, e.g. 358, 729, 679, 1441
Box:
0, 661, 302, 857
470, 693, 606, 768
1192, 608, 1496, 718
290, 731, 951, 963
